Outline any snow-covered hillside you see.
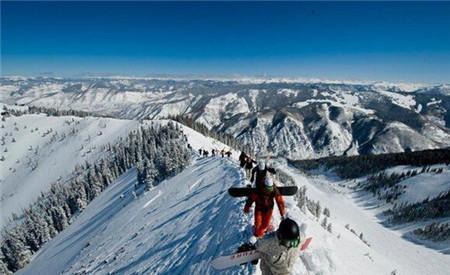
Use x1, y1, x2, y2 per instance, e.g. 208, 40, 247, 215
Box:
0, 108, 140, 227
20, 158, 252, 275
2, 77, 450, 159
16, 124, 450, 275
280, 164, 450, 275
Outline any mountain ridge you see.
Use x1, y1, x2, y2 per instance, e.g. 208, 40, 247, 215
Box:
2, 77, 450, 159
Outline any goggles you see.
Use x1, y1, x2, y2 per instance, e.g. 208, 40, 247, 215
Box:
280, 238, 300, 248
265, 185, 274, 192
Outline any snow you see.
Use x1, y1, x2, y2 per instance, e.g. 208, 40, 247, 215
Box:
248, 89, 259, 109
19, 125, 336, 275
427, 98, 442, 106
293, 99, 374, 115
14, 123, 450, 275
197, 93, 250, 129
339, 93, 359, 106
20, 157, 254, 275
171, 120, 236, 156
277, 88, 298, 97
372, 82, 427, 93
0, 85, 20, 95
375, 89, 417, 110
281, 166, 450, 275
399, 169, 450, 204
416, 103, 422, 113
2, 77, 450, 160
378, 164, 450, 205
0, 112, 140, 228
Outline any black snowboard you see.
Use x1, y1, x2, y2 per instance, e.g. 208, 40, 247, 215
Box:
228, 186, 298, 197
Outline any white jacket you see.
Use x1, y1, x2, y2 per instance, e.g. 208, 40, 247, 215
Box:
256, 232, 304, 275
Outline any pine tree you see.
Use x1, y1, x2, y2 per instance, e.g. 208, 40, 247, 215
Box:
323, 207, 331, 218
321, 217, 328, 229
1, 229, 32, 272
0, 249, 11, 274
327, 223, 333, 233
315, 201, 322, 219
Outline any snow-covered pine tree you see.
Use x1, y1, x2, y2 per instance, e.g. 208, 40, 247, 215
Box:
315, 201, 322, 219
1, 228, 33, 272
144, 159, 159, 191
323, 207, 330, 218
321, 217, 328, 229
0, 248, 11, 274
327, 223, 333, 233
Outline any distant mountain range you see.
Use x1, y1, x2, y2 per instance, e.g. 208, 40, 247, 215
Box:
1, 77, 450, 159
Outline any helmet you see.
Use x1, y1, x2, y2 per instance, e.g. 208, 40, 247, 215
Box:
264, 177, 274, 191
277, 218, 300, 241
257, 159, 266, 170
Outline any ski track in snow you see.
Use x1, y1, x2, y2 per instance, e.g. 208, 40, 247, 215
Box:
142, 190, 162, 209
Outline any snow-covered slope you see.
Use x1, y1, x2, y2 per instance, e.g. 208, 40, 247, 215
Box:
2, 77, 450, 159
16, 124, 449, 275
0, 110, 140, 228
17, 156, 341, 275
280, 165, 450, 275
20, 158, 253, 275
381, 164, 450, 205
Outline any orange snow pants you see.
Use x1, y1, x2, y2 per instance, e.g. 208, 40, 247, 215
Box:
254, 208, 273, 238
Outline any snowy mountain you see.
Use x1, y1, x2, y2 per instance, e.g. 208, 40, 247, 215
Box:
289, 149, 450, 253
279, 163, 450, 275
2, 77, 450, 159
0, 112, 191, 273
9, 121, 450, 275
0, 104, 140, 228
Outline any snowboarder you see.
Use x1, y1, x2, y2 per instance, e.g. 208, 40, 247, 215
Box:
244, 177, 286, 238
226, 151, 232, 158
244, 156, 257, 181
251, 159, 276, 191
212, 149, 216, 156
239, 151, 247, 168
255, 218, 305, 275
198, 148, 203, 155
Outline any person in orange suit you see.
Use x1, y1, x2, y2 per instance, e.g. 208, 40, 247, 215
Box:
244, 177, 286, 238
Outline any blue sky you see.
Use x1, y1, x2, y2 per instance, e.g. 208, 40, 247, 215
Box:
2, 1, 450, 83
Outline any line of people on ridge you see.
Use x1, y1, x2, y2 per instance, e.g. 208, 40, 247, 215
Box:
238, 151, 305, 275
198, 148, 232, 158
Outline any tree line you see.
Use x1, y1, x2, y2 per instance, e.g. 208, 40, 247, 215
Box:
387, 190, 450, 224
289, 148, 450, 179
3, 104, 111, 119
414, 222, 450, 242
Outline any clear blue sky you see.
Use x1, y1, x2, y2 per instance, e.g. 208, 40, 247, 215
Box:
2, 1, 450, 83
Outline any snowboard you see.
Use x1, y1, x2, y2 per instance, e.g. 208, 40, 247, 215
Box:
211, 237, 312, 270
228, 186, 298, 197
